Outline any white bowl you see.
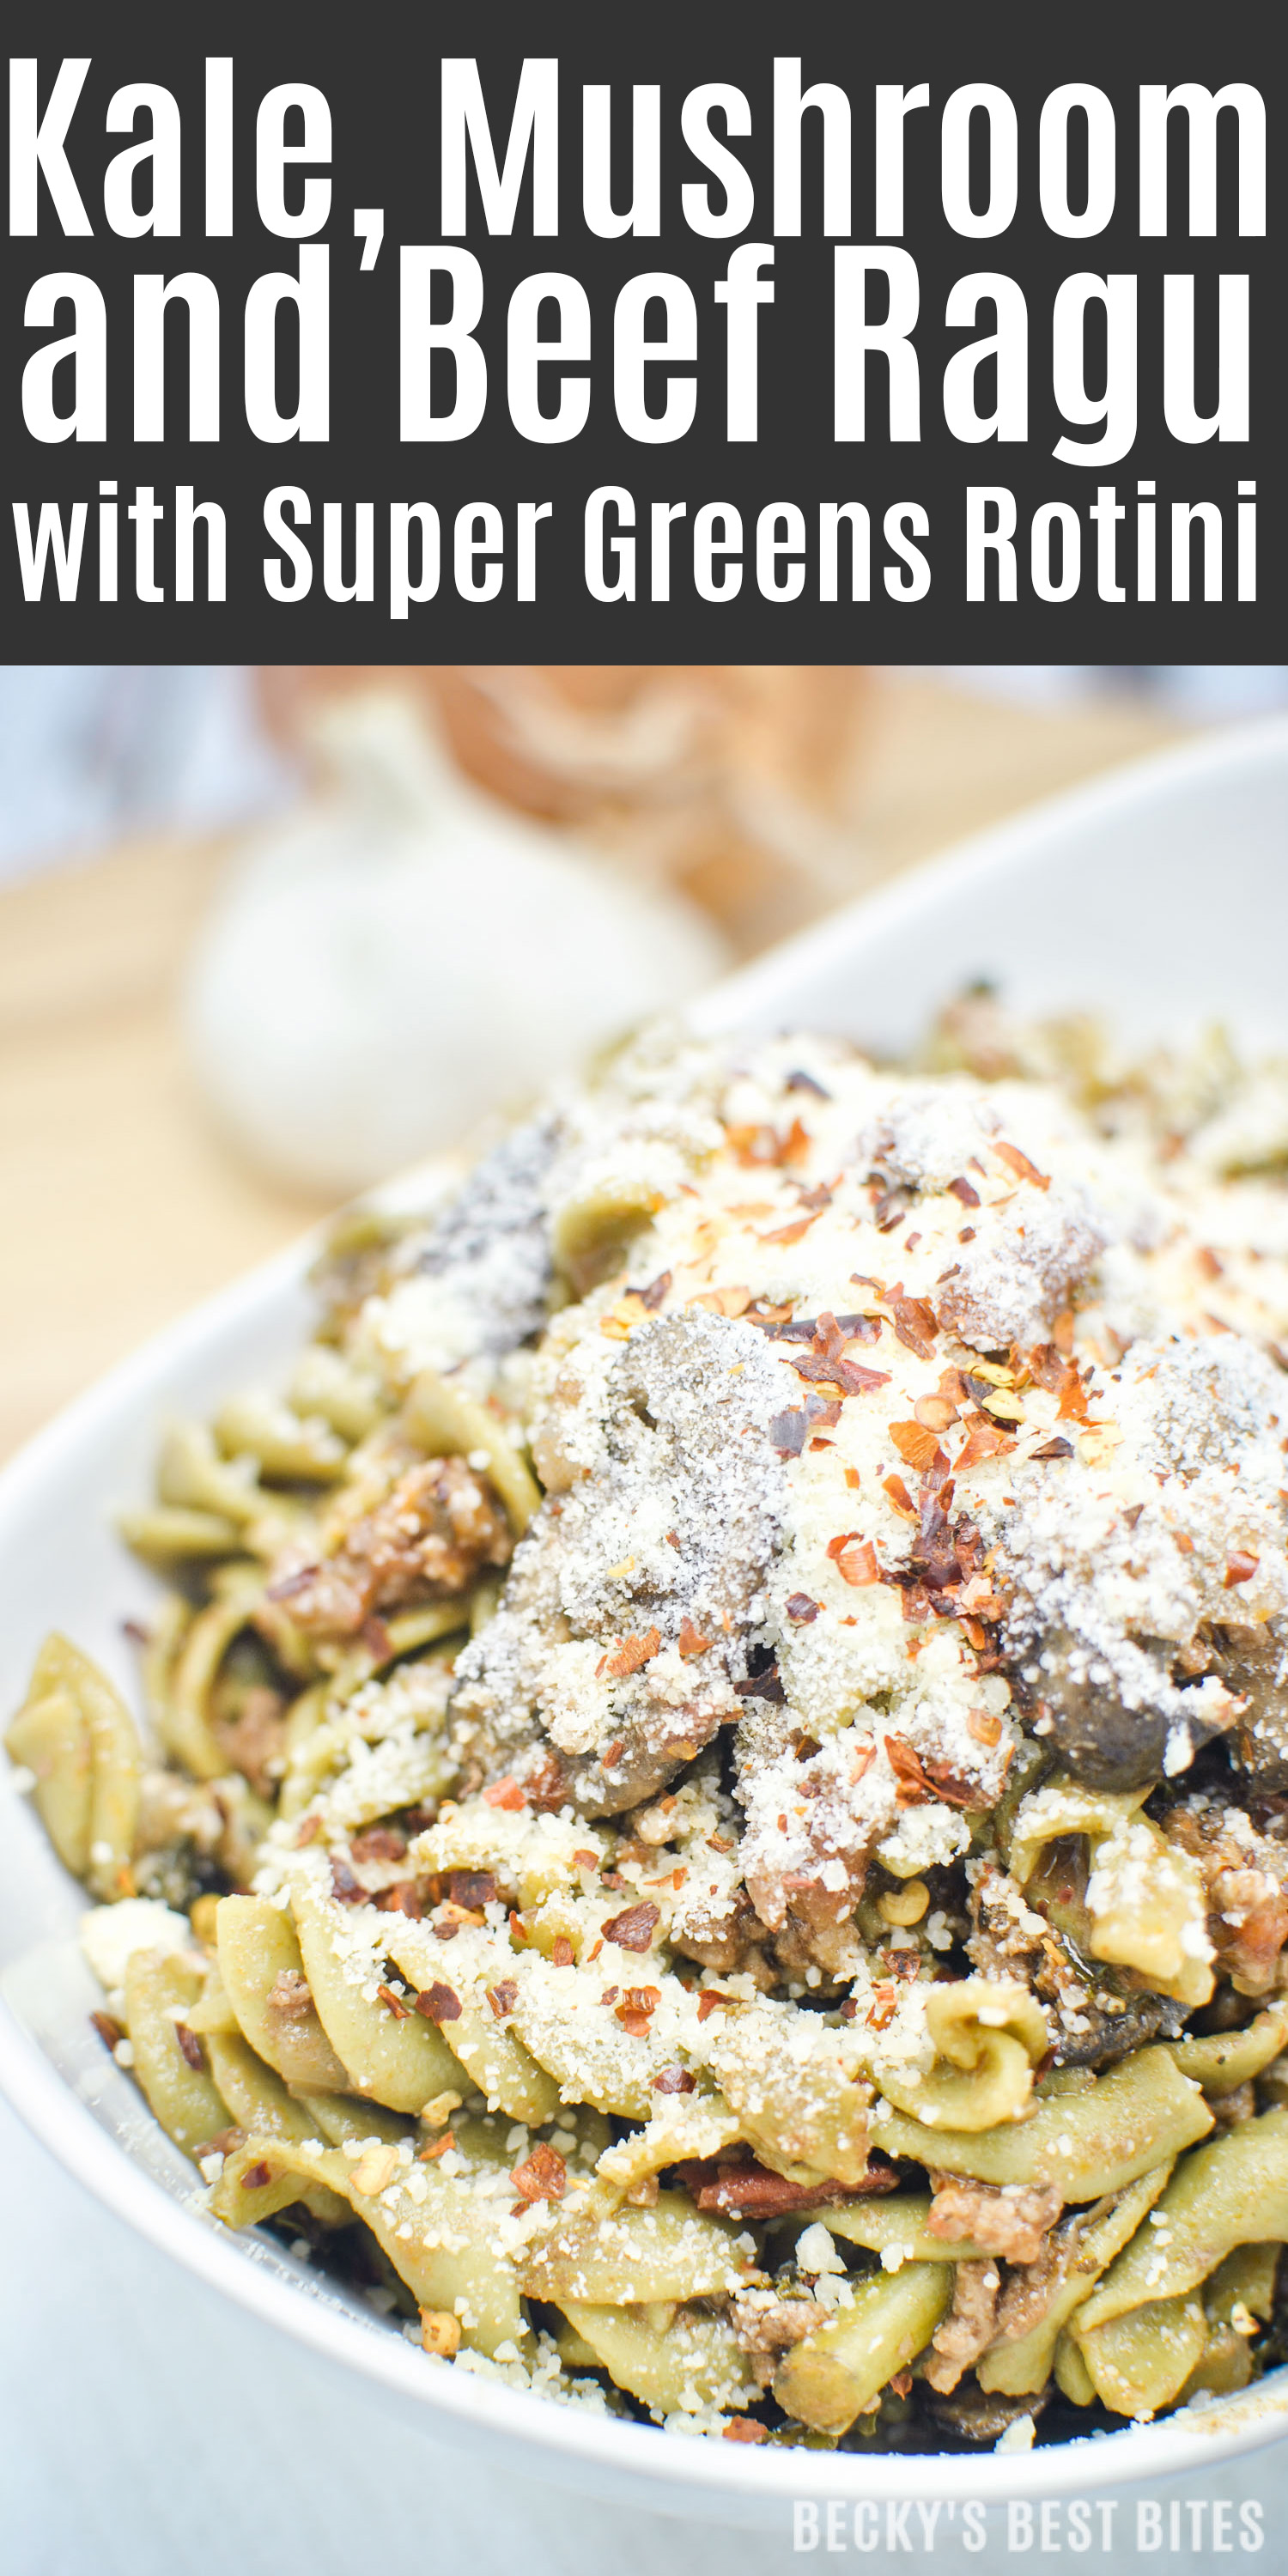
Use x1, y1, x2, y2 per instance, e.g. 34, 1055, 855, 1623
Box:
3, 716, 1288, 2527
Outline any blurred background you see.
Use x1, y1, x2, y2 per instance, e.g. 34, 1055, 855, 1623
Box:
3, 659, 1286, 1465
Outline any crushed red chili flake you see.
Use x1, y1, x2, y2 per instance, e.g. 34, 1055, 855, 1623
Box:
241, 2160, 273, 2190
653, 2065, 696, 2094
602, 1901, 660, 1952
1226, 1552, 1261, 1588
417, 2129, 456, 2162
196, 2125, 247, 2160
785, 1593, 820, 1624
834, 1537, 879, 1589
723, 2417, 768, 2445
414, 1983, 462, 2025
968, 1708, 1003, 1748
884, 1735, 937, 1805
486, 1980, 519, 2019
551, 1935, 575, 1969
573, 1849, 599, 1870
434, 1920, 459, 1941
793, 1351, 890, 1398
483, 1777, 526, 1812
173, 2022, 205, 2073
948, 1176, 981, 1208
89, 2011, 124, 2052
866, 1984, 898, 2031
760, 1215, 816, 1247
375, 1880, 426, 1918
600, 1985, 620, 2005
995, 1139, 1049, 1190
889, 2369, 914, 2399
954, 1419, 1016, 1473
330, 1854, 367, 1905
696, 1990, 734, 2022
634, 1271, 672, 1310
508, 1911, 529, 1942
677, 1616, 713, 1658
442, 1868, 498, 1911
349, 1824, 407, 1864
1030, 1437, 1074, 1461
890, 1420, 945, 1474
598, 1628, 661, 1680
882, 1474, 918, 1521
726, 1116, 811, 1169
615, 1984, 661, 2035
890, 1294, 939, 1360
377, 1983, 411, 2020
295, 1814, 323, 1847
509, 2143, 567, 2204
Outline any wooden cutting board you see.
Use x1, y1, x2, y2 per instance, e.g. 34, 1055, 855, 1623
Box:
0, 675, 1180, 1464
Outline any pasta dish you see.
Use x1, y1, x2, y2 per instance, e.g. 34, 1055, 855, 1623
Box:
10, 1001, 1288, 2453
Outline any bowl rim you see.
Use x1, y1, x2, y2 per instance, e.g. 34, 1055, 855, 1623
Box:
5, 711, 1288, 2508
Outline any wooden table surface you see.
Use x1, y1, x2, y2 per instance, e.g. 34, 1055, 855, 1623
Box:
0, 673, 1182, 1465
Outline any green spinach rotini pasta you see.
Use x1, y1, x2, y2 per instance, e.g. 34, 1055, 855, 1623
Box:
11, 1000, 1288, 2450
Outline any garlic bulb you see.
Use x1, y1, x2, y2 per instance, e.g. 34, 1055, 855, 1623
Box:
185, 692, 727, 1195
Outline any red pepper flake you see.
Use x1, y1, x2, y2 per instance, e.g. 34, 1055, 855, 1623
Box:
995, 1140, 1050, 1190
602, 1901, 660, 1952
760, 1215, 816, 1246
573, 1848, 598, 1870
551, 1935, 575, 1969
677, 1616, 713, 1659
785, 1593, 820, 1624
377, 1983, 410, 2020
723, 2417, 768, 2445
295, 1814, 323, 1847
414, 1983, 462, 2026
1225, 1551, 1261, 1588
508, 1911, 529, 1944
483, 1777, 526, 1812
173, 2022, 205, 2074
882, 1474, 918, 1522
486, 1980, 518, 2019
696, 1990, 734, 2022
890, 1295, 939, 1360
600, 1985, 620, 2005
434, 1920, 459, 1941
843, 1467, 861, 1491
375, 1880, 426, 1919
726, 1117, 811, 1169
793, 1351, 890, 1398
330, 1853, 367, 1905
653, 2065, 696, 2094
417, 2129, 456, 2162
361, 1615, 392, 1662
635, 1271, 672, 1310
884, 1735, 936, 1805
599, 1628, 661, 1680
350, 1824, 408, 1864
241, 2160, 273, 2190
509, 2143, 568, 2205
889, 2369, 914, 2399
615, 1984, 661, 2035
826, 1529, 860, 1561
954, 1420, 1016, 1473
89, 2010, 125, 2052
890, 1420, 946, 1474
866, 1984, 898, 2031
948, 1176, 981, 1209
443, 1868, 498, 1911
586, 1935, 604, 1963
1053, 1308, 1075, 1355
968, 1707, 1003, 1748
1030, 1437, 1074, 1461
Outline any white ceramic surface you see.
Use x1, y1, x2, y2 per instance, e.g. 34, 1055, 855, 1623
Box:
3, 715, 1288, 2525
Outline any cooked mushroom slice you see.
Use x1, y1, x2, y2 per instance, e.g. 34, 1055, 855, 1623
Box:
1208, 1622, 1288, 1789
